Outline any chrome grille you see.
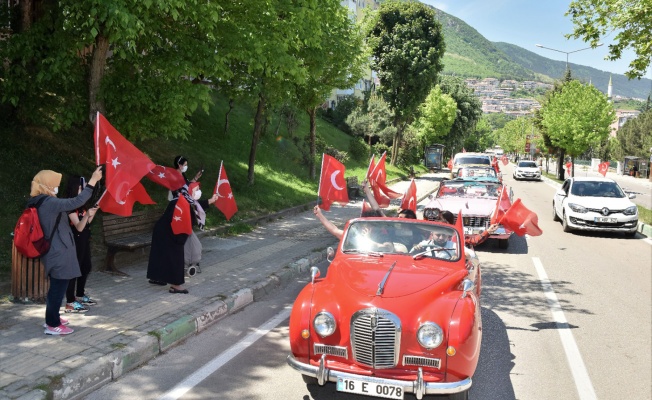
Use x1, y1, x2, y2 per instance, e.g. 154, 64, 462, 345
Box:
314, 344, 347, 359
350, 308, 401, 368
403, 355, 441, 368
454, 215, 489, 228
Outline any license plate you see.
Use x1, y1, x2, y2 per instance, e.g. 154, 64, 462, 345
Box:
464, 227, 473, 235
594, 217, 617, 223
337, 377, 404, 399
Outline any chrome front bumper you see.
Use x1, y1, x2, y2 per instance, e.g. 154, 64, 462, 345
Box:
287, 354, 472, 400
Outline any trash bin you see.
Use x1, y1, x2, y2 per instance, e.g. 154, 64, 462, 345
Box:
11, 241, 49, 302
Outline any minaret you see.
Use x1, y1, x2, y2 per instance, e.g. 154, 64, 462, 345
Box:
607, 75, 613, 102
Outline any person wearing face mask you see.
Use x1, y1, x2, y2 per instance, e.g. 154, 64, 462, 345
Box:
147, 181, 218, 293
27, 166, 103, 335
169, 155, 203, 201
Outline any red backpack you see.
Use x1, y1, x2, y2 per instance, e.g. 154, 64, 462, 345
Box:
13, 197, 61, 258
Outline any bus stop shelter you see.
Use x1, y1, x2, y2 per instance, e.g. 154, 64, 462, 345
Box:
622, 156, 648, 178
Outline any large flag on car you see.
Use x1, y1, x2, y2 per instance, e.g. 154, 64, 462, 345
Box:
318, 154, 349, 211
368, 152, 401, 208
97, 182, 156, 217
94, 112, 155, 202
400, 179, 417, 213
598, 161, 609, 177
146, 164, 187, 191
490, 185, 512, 225
213, 161, 238, 220
499, 198, 542, 237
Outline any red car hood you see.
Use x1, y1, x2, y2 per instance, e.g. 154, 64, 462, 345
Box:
335, 256, 464, 298
428, 197, 495, 217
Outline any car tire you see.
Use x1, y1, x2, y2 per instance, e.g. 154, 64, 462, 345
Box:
302, 375, 318, 385
552, 202, 560, 222
562, 212, 572, 233
498, 238, 509, 249
447, 390, 469, 400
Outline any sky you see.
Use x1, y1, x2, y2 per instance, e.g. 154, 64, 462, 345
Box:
420, 0, 643, 77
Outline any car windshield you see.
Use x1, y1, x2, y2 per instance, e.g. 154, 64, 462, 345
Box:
455, 156, 490, 165
570, 181, 625, 198
459, 167, 497, 178
342, 220, 461, 261
518, 161, 537, 168
437, 181, 501, 199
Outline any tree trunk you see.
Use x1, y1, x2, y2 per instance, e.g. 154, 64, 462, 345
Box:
20, 0, 33, 32
556, 149, 565, 180
88, 33, 109, 122
308, 107, 317, 180
224, 99, 234, 135
247, 93, 266, 185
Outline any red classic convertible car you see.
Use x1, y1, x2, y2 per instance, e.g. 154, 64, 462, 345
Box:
287, 217, 482, 400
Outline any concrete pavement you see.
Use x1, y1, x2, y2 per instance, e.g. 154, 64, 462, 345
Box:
0, 173, 445, 400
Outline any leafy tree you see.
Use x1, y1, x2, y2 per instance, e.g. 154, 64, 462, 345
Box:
363, 0, 445, 165
496, 117, 532, 154
346, 94, 397, 155
293, 0, 364, 179
412, 85, 457, 150
566, 0, 652, 79
541, 80, 615, 175
617, 109, 652, 158
437, 75, 483, 153
473, 117, 496, 152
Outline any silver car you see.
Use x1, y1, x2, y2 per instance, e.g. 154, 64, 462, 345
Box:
552, 177, 638, 236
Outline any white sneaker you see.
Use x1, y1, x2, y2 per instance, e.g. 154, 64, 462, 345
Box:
44, 324, 74, 335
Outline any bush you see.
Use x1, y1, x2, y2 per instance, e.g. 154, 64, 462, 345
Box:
348, 137, 367, 162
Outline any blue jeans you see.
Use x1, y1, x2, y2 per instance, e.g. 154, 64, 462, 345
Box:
45, 276, 69, 327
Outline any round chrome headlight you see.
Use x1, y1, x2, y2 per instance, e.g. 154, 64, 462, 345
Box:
417, 322, 444, 349
313, 311, 336, 337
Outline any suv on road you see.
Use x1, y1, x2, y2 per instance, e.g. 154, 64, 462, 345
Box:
450, 152, 492, 179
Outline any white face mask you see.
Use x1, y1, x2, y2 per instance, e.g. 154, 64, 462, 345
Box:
193, 190, 202, 200
53, 187, 59, 195
181, 165, 188, 173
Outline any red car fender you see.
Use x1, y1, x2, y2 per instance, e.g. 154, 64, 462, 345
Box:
446, 293, 482, 380
288, 285, 316, 362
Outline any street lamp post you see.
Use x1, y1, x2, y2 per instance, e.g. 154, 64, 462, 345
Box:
535, 43, 603, 72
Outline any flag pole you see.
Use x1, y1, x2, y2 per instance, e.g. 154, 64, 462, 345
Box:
316, 154, 325, 205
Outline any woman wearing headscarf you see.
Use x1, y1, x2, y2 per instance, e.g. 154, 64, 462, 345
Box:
146, 180, 217, 293
28, 167, 103, 335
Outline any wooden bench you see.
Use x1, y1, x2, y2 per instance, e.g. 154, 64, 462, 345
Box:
346, 176, 362, 199
101, 210, 160, 275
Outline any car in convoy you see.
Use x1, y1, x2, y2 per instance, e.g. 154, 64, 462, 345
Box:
287, 217, 481, 400
552, 177, 638, 236
450, 152, 492, 179
457, 165, 502, 182
423, 177, 512, 249
513, 160, 541, 181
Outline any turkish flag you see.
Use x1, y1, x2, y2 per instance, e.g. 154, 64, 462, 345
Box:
364, 154, 390, 208
565, 162, 572, 177
171, 194, 193, 235
361, 199, 374, 216
318, 154, 349, 211
501, 155, 508, 166
447, 159, 453, 170
499, 198, 542, 237
400, 179, 417, 213
94, 113, 155, 202
369, 152, 401, 206
490, 185, 512, 224
146, 165, 186, 191
213, 161, 238, 220
98, 182, 156, 217
598, 161, 609, 177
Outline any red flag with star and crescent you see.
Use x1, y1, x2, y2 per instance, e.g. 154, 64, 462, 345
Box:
501, 155, 509, 166
98, 182, 155, 217
447, 158, 453, 170
368, 152, 401, 208
171, 194, 193, 235
213, 161, 238, 220
565, 162, 572, 177
490, 185, 512, 225
94, 113, 155, 202
598, 161, 609, 177
499, 198, 542, 237
146, 165, 187, 191
318, 154, 349, 211
400, 179, 417, 213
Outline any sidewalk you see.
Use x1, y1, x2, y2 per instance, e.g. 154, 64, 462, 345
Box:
0, 172, 446, 400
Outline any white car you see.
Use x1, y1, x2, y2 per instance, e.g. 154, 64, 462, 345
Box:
552, 177, 638, 236
513, 160, 541, 181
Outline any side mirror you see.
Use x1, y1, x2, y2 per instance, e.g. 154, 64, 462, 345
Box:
327, 246, 335, 262
461, 278, 475, 298
310, 266, 321, 284
628, 193, 636, 199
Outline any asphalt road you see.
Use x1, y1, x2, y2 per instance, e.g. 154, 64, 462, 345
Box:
85, 166, 652, 400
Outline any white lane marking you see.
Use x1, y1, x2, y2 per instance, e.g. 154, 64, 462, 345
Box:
532, 257, 597, 400
159, 307, 292, 400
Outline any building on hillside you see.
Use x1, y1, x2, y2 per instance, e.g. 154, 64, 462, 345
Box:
610, 109, 641, 137
326, 0, 381, 109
